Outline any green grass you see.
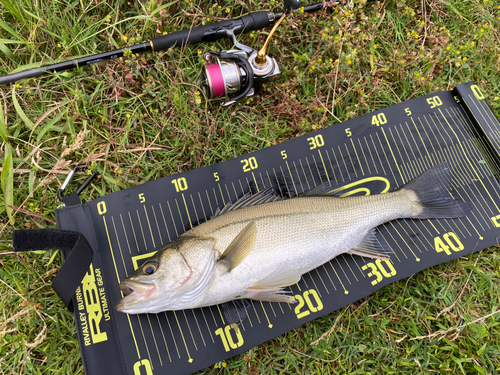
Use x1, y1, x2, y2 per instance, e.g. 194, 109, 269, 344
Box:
1, 0, 500, 373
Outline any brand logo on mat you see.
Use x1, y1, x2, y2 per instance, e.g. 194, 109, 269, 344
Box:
75, 265, 110, 346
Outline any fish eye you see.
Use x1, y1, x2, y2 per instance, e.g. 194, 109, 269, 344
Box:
142, 261, 158, 275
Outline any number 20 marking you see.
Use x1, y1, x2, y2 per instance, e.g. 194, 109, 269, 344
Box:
241, 157, 258, 172
294, 289, 323, 319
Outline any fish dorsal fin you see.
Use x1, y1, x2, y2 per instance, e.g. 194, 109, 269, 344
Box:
219, 222, 257, 271
348, 228, 393, 259
300, 181, 344, 197
212, 188, 281, 218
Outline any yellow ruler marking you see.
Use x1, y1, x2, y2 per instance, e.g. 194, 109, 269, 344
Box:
292, 161, 306, 193
224, 183, 231, 204
317, 149, 331, 183
199, 309, 215, 343
259, 302, 273, 328
217, 184, 225, 206
408, 119, 433, 170
364, 136, 379, 174
163, 312, 181, 359
376, 226, 403, 262
128, 212, 140, 251
340, 254, 359, 282
388, 126, 412, 182
166, 201, 179, 237
172, 311, 193, 362
119, 213, 132, 254
279, 165, 292, 195
321, 264, 337, 291
299, 159, 312, 190
371, 133, 387, 176
324, 149, 338, 184
334, 258, 352, 285
403, 121, 429, 172
102, 215, 141, 358
197, 192, 208, 222
205, 190, 214, 217
265, 170, 273, 189
356, 138, 370, 175
311, 154, 325, 184
125, 315, 141, 358
111, 216, 126, 270
249, 300, 262, 325
181, 310, 198, 351
285, 161, 299, 194
155, 314, 172, 362
189, 309, 207, 347
136, 315, 153, 366
143, 205, 156, 248
270, 168, 282, 196
342, 143, 358, 179
314, 268, 329, 295
136, 210, 148, 250
467, 93, 494, 130
306, 272, 322, 298
329, 149, 344, 183
327, 261, 349, 295
251, 172, 259, 192
189, 195, 200, 226
438, 108, 499, 212
181, 194, 193, 229
151, 206, 163, 246
380, 127, 405, 184
349, 139, 365, 176
158, 203, 172, 242
146, 314, 163, 366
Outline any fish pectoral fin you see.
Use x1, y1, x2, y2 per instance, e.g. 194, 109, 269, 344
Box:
219, 221, 257, 271
348, 228, 393, 259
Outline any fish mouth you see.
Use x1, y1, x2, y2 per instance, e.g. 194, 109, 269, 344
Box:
115, 280, 158, 313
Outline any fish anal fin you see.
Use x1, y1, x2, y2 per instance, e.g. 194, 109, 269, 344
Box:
219, 222, 256, 271
348, 228, 393, 259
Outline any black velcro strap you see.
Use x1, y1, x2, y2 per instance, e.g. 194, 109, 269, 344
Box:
13, 229, 94, 312
60, 192, 82, 207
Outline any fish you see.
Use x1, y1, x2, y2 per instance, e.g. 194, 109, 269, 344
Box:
115, 163, 469, 314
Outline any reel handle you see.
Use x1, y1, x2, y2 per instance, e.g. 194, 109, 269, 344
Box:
150, 11, 274, 51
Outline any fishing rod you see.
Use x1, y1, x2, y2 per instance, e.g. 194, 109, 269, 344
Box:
0, 0, 356, 105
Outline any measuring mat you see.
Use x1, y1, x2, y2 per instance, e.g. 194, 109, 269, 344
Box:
54, 82, 500, 374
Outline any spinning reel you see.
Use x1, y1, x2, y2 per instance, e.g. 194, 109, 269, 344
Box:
199, 0, 301, 106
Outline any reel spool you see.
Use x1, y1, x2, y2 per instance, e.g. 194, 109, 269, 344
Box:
199, 52, 255, 106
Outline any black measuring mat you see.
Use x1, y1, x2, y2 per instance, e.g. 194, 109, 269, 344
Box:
55, 81, 500, 375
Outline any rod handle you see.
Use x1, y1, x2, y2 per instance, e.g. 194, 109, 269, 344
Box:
150, 11, 273, 51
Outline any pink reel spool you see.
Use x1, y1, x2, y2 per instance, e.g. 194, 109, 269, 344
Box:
203, 61, 241, 98
205, 64, 226, 98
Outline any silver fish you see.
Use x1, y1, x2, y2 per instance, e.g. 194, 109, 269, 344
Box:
115, 163, 468, 314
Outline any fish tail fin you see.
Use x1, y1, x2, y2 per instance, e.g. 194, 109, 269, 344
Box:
402, 163, 470, 219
